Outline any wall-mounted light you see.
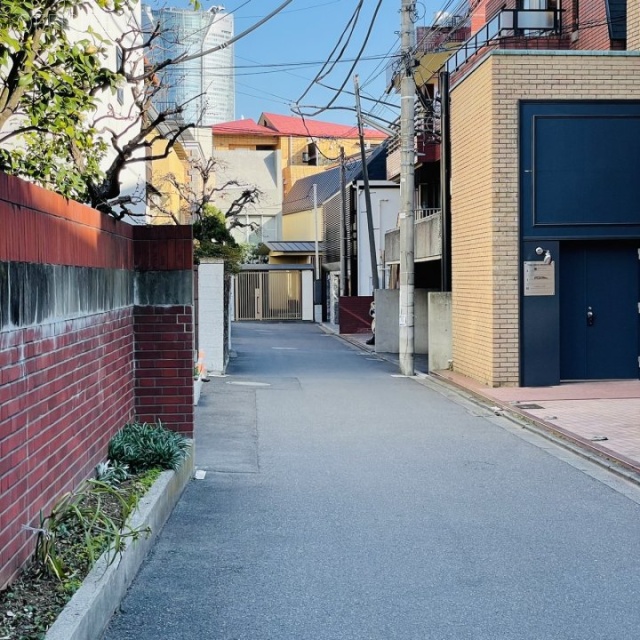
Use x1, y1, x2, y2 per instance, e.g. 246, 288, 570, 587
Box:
535, 247, 552, 265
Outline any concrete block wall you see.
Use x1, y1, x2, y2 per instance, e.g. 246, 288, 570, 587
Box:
0, 174, 193, 588
428, 292, 452, 372
450, 51, 640, 387
374, 289, 429, 355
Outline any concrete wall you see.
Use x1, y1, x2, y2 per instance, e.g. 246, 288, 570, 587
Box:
428, 292, 452, 372
197, 259, 226, 375
374, 289, 429, 355
450, 51, 640, 386
0, 174, 193, 589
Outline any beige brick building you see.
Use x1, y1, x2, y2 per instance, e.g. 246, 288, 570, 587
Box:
629, 0, 640, 50
451, 52, 640, 386
443, 0, 640, 387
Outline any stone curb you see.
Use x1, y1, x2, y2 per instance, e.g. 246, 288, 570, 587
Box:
44, 443, 195, 640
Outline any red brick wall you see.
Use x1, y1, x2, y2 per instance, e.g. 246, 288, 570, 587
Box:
134, 305, 193, 435
339, 296, 374, 334
0, 310, 135, 587
575, 0, 613, 50
0, 172, 133, 268
132, 224, 194, 435
0, 174, 194, 589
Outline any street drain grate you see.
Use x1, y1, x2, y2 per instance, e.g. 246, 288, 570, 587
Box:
515, 403, 545, 410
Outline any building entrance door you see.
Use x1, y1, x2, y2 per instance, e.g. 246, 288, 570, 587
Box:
560, 242, 639, 380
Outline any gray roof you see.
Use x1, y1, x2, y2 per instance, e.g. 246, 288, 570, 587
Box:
264, 241, 323, 253
283, 143, 387, 215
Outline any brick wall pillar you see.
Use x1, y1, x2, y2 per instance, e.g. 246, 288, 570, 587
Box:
133, 226, 194, 436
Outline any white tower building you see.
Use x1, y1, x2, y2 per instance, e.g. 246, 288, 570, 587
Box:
144, 5, 235, 126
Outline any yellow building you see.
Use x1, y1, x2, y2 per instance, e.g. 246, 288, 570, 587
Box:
212, 112, 387, 198
146, 131, 190, 225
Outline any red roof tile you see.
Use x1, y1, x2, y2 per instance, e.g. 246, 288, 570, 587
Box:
212, 119, 278, 136
259, 112, 387, 140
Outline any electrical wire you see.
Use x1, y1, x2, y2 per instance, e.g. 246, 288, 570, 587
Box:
180, 0, 296, 63
236, 0, 343, 20
295, 1, 365, 105
294, 0, 385, 118
158, 52, 403, 75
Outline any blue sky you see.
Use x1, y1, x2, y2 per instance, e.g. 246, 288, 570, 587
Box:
146, 1, 444, 128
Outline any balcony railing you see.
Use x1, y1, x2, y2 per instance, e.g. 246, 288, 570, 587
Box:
446, 9, 559, 74
415, 207, 441, 221
385, 209, 442, 264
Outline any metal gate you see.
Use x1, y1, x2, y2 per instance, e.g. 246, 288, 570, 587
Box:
235, 270, 303, 320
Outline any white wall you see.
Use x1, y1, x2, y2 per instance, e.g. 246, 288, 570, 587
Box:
0, 3, 148, 221
198, 260, 227, 375
355, 182, 400, 295
71, 3, 147, 221
213, 149, 283, 244
302, 270, 314, 321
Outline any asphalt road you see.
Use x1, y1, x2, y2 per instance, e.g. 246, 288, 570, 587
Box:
104, 322, 640, 639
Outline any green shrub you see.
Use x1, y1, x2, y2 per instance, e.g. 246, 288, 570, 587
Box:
95, 460, 130, 486
108, 421, 189, 472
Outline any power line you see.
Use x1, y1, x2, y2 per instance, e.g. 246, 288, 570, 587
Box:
294, 0, 385, 118
180, 0, 296, 63
162, 52, 403, 75
235, 0, 343, 20
295, 1, 365, 105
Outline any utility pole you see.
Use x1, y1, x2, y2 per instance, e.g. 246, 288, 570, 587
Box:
313, 183, 320, 280
312, 183, 322, 322
399, 0, 416, 376
353, 74, 380, 292
339, 146, 348, 296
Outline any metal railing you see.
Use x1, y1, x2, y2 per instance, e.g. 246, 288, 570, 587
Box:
415, 207, 441, 221
446, 9, 559, 74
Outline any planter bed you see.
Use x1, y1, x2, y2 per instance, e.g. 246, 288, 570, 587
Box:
43, 443, 194, 640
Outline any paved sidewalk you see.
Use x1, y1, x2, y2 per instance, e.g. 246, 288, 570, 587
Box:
332, 327, 640, 479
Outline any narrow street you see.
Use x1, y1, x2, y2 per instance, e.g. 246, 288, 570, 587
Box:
104, 322, 640, 640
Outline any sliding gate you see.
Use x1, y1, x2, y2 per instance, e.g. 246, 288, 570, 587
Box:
235, 269, 303, 320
